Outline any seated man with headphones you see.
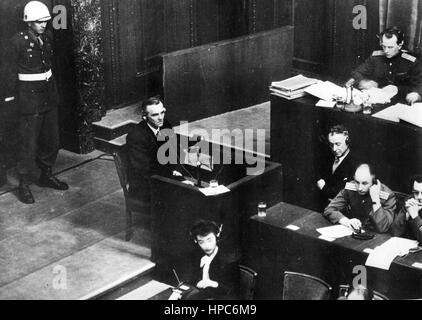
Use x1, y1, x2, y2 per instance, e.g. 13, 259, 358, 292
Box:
182, 219, 239, 300
323, 164, 396, 233
316, 125, 360, 209
126, 96, 186, 202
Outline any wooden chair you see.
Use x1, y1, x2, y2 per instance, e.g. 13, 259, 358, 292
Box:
239, 265, 258, 300
372, 290, 389, 300
282, 271, 332, 300
113, 148, 150, 241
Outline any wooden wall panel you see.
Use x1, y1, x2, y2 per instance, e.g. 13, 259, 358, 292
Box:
162, 27, 294, 124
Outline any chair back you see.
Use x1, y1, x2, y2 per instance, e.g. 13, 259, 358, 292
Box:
113, 148, 129, 196
282, 271, 332, 300
372, 290, 389, 300
239, 265, 258, 300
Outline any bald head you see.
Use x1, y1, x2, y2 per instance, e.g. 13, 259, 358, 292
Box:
354, 164, 375, 195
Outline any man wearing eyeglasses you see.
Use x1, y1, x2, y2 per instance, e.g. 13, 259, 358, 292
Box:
345, 26, 422, 105
391, 175, 422, 242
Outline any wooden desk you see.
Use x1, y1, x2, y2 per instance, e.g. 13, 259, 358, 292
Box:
244, 202, 422, 299
150, 146, 283, 271
270, 94, 422, 211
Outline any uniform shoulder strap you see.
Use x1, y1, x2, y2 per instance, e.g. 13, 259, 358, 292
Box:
401, 52, 417, 63
372, 50, 385, 57
345, 182, 357, 192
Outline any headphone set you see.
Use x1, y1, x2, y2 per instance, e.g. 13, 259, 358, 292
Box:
190, 220, 222, 243
328, 125, 350, 146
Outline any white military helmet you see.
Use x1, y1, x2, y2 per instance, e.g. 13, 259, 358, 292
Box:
23, 1, 51, 22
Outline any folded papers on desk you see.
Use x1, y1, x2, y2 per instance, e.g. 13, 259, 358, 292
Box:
270, 74, 318, 100
316, 225, 353, 239
305, 81, 345, 102
398, 103, 422, 127
365, 237, 418, 270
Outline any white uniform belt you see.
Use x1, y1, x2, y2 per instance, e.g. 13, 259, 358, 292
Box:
18, 69, 52, 81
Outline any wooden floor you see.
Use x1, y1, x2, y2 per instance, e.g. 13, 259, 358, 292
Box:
0, 150, 153, 300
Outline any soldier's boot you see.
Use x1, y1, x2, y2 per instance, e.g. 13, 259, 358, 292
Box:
18, 176, 35, 204
38, 167, 69, 191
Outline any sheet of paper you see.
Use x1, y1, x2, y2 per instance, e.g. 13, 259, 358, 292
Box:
168, 290, 182, 300
316, 100, 336, 108
316, 225, 353, 239
305, 81, 345, 102
285, 225, 300, 231
412, 262, 422, 269
362, 85, 398, 104
365, 237, 418, 270
199, 185, 231, 196
372, 103, 411, 122
398, 104, 422, 127
318, 235, 336, 242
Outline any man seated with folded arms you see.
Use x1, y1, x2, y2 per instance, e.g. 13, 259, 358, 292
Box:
183, 220, 239, 300
323, 164, 396, 233
391, 175, 422, 242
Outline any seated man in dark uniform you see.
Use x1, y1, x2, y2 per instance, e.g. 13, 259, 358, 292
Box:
345, 26, 422, 104
316, 125, 359, 209
391, 175, 422, 242
323, 164, 396, 233
183, 220, 239, 300
126, 96, 184, 202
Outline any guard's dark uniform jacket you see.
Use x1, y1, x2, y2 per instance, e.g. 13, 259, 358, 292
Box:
351, 50, 422, 98
1, 29, 59, 113
0, 28, 60, 176
323, 181, 396, 233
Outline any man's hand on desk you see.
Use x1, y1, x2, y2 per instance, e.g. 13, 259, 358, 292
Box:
339, 217, 362, 231
406, 92, 421, 105
196, 279, 218, 289
317, 179, 326, 190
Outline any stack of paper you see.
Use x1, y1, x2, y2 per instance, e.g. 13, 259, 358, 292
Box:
270, 74, 318, 100
365, 237, 418, 270
398, 103, 422, 127
199, 185, 230, 196
304, 81, 346, 102
372, 103, 411, 122
363, 85, 398, 104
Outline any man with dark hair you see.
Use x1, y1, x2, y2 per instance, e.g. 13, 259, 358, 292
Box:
345, 26, 422, 104
323, 164, 396, 233
183, 219, 239, 300
316, 125, 359, 209
391, 175, 422, 242
0, 1, 69, 204
126, 97, 183, 202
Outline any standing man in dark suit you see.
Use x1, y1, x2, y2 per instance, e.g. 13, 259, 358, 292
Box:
316, 125, 359, 209
1, 1, 68, 204
126, 96, 184, 202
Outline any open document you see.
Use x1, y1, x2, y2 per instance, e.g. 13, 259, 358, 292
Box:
365, 237, 418, 270
372, 103, 411, 122
304, 81, 345, 102
398, 103, 422, 127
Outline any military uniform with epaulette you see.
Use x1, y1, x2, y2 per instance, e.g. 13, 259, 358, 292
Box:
351, 50, 422, 98
323, 181, 396, 233
0, 1, 68, 204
